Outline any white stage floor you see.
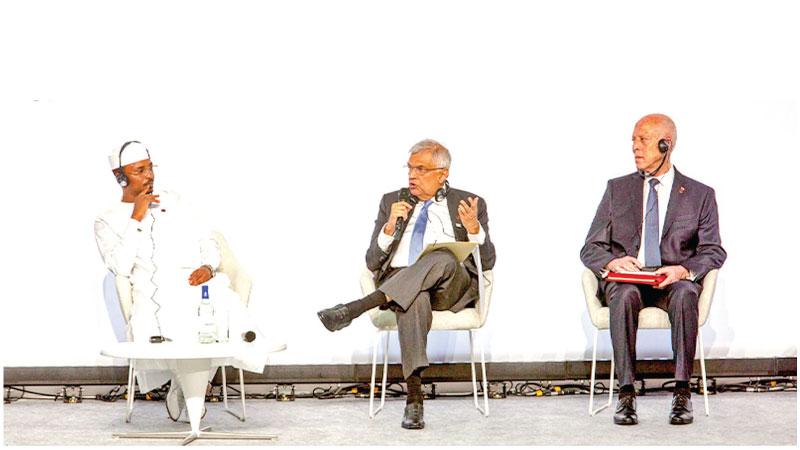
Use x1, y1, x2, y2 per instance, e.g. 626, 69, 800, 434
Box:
3, 391, 796, 446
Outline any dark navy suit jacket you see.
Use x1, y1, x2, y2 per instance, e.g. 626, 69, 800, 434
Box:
580, 168, 726, 283
365, 187, 496, 312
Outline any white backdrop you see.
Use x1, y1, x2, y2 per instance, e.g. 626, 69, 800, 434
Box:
1, 1, 797, 369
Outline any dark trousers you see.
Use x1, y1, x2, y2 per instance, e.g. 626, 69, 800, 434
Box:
603, 280, 701, 386
377, 249, 475, 379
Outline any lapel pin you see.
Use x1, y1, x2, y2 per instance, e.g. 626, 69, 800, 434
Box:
679, 186, 686, 194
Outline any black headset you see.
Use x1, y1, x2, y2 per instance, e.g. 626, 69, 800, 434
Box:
658, 138, 670, 154
640, 138, 672, 178
435, 180, 450, 202
115, 140, 150, 187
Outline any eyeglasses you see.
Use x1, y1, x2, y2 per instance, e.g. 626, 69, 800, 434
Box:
128, 164, 157, 176
404, 164, 446, 175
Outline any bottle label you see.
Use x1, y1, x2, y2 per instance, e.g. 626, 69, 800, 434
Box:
198, 285, 215, 343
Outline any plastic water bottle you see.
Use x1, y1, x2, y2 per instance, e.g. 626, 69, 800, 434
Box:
197, 285, 217, 343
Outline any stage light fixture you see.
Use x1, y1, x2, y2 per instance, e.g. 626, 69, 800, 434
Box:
274, 384, 295, 402
422, 383, 437, 400
489, 382, 507, 399
62, 386, 82, 404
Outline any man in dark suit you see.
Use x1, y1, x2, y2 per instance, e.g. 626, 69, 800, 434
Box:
317, 139, 496, 430
580, 114, 726, 426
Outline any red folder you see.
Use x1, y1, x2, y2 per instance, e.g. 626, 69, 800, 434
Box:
606, 271, 666, 286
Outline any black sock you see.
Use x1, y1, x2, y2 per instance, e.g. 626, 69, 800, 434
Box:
675, 381, 690, 390
620, 384, 635, 395
406, 369, 424, 405
343, 290, 386, 321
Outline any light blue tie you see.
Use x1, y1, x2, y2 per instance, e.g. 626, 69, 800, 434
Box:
408, 200, 432, 265
644, 178, 662, 267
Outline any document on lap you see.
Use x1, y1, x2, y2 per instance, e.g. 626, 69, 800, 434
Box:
418, 242, 478, 263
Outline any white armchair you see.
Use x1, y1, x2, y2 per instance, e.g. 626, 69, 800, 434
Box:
582, 268, 719, 417
361, 247, 494, 418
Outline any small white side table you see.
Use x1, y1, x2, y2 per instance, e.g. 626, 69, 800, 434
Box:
101, 341, 286, 445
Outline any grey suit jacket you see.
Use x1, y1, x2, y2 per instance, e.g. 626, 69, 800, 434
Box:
365, 187, 497, 286
580, 168, 726, 282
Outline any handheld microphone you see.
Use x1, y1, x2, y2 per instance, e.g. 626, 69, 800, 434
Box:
394, 188, 419, 241
242, 331, 257, 343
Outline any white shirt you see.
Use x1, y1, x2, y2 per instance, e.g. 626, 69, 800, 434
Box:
376, 196, 486, 268
94, 191, 221, 290
636, 165, 674, 264
94, 191, 240, 343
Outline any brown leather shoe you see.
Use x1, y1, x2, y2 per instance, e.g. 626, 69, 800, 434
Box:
613, 391, 638, 425
317, 304, 352, 332
401, 403, 425, 430
669, 388, 693, 425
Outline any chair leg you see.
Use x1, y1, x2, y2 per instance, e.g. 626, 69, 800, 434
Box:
469, 329, 490, 417
222, 367, 245, 422
479, 331, 489, 417
125, 362, 135, 423
221, 366, 228, 408
380, 331, 389, 412
369, 331, 383, 418
698, 328, 710, 416
591, 329, 614, 416
589, 328, 598, 416
469, 330, 479, 410
239, 369, 247, 421
607, 348, 615, 410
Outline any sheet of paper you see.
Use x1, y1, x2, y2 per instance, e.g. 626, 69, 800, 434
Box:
418, 241, 478, 263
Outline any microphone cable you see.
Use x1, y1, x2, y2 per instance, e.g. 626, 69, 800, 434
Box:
638, 150, 669, 178
147, 207, 165, 339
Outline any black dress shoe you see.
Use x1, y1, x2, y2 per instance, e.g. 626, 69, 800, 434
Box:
317, 304, 352, 332
401, 403, 425, 430
670, 388, 693, 425
613, 392, 638, 425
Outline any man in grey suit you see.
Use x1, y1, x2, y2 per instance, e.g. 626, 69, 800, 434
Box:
581, 114, 726, 426
317, 139, 496, 430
